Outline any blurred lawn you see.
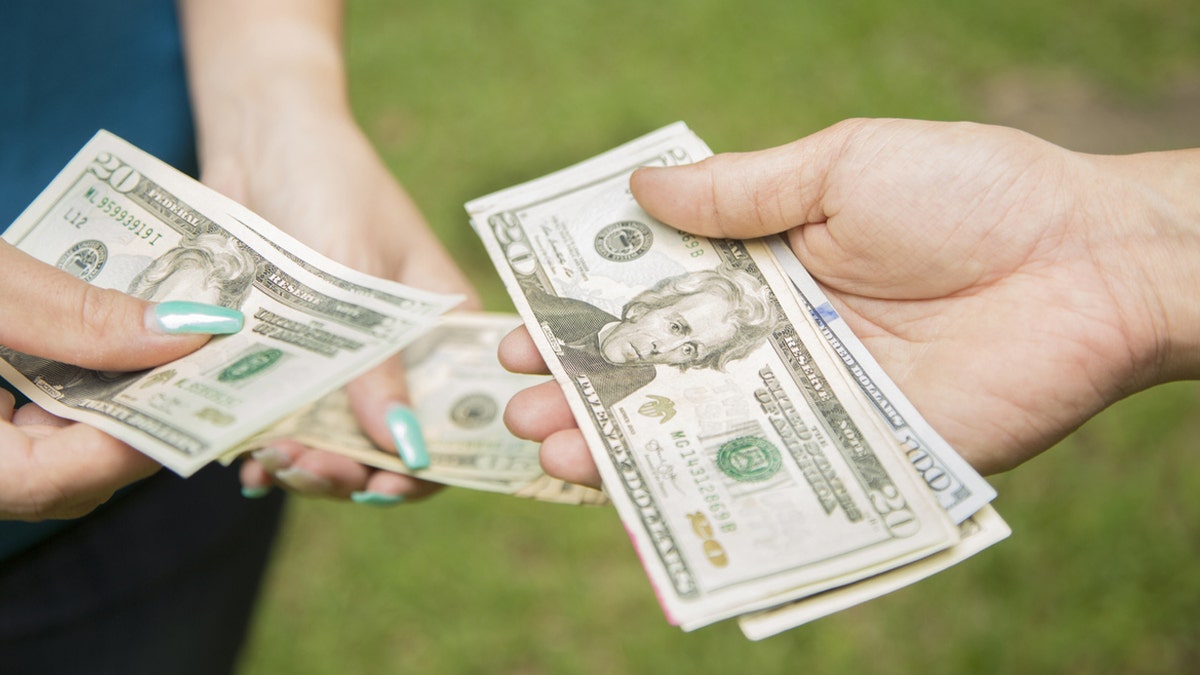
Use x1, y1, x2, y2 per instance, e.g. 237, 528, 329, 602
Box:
237, 2, 1200, 673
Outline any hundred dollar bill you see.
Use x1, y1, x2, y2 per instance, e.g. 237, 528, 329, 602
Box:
767, 237, 996, 523
0, 130, 461, 476
738, 505, 1010, 639
468, 122, 963, 629
225, 312, 609, 506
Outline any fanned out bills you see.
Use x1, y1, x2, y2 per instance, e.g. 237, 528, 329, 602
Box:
224, 312, 609, 506
0, 130, 461, 476
467, 122, 1008, 635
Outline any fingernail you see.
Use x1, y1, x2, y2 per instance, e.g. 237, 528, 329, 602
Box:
386, 403, 429, 470
251, 446, 292, 473
351, 491, 406, 507
241, 485, 270, 499
274, 466, 331, 494
147, 300, 243, 335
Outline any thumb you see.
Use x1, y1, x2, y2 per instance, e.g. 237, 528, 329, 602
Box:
0, 243, 242, 371
0, 418, 161, 521
630, 122, 860, 239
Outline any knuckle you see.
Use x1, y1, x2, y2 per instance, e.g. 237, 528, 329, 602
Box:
76, 285, 133, 358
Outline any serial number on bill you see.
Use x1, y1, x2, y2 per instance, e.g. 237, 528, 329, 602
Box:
82, 185, 163, 245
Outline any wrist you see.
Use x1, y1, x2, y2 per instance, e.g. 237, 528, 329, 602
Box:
179, 1, 350, 173
1089, 150, 1200, 386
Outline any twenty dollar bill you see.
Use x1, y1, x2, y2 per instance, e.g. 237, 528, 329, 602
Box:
467, 122, 988, 630
0, 130, 461, 476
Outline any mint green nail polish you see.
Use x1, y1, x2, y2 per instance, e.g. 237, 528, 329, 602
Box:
241, 485, 270, 499
351, 491, 406, 506
387, 403, 429, 470
148, 301, 243, 335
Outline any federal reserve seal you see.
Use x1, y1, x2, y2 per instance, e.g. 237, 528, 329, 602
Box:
594, 220, 653, 262
449, 393, 498, 429
56, 240, 108, 281
716, 436, 783, 482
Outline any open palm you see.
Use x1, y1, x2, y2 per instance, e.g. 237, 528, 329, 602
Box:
503, 118, 1173, 485
752, 119, 1152, 472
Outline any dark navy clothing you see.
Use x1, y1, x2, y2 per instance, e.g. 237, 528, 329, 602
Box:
0, 464, 284, 674
1, 3, 285, 672
0, 1, 198, 229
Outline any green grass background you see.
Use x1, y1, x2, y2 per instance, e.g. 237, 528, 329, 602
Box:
237, 2, 1200, 673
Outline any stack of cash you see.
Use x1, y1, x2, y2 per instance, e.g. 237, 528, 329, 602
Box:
1, 127, 1009, 637
0, 131, 603, 505
225, 312, 608, 506
466, 122, 1009, 638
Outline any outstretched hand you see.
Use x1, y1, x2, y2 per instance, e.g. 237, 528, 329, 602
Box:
502, 118, 1197, 487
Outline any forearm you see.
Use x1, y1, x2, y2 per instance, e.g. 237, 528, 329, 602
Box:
177, 0, 349, 166
1087, 149, 1200, 385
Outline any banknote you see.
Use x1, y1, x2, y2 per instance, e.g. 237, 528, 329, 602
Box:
738, 505, 1010, 639
0, 130, 462, 476
468, 122, 968, 630
767, 237, 996, 523
226, 312, 610, 506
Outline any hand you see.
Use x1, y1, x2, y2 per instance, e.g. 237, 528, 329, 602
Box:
501, 118, 1200, 487
202, 112, 478, 503
0, 243, 238, 520
180, 0, 480, 503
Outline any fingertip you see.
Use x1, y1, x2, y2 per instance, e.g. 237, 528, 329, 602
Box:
504, 379, 575, 442
350, 490, 405, 506
73, 287, 204, 369
629, 162, 700, 228
498, 326, 549, 374
273, 465, 333, 495
496, 326, 524, 368
385, 403, 428, 470
363, 471, 442, 502
241, 484, 271, 499
145, 301, 244, 336
628, 164, 670, 197
239, 456, 275, 496
540, 429, 601, 489
250, 445, 297, 473
282, 450, 371, 498
502, 396, 532, 440
635, 140, 836, 240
